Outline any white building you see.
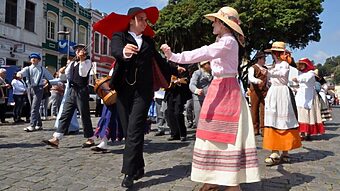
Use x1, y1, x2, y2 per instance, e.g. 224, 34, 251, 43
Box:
0, 0, 44, 67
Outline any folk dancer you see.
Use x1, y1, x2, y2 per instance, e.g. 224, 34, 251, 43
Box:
17, 53, 57, 131
43, 44, 94, 148
293, 58, 325, 140
96, 7, 183, 188
161, 6, 260, 191
248, 51, 268, 136
263, 42, 301, 165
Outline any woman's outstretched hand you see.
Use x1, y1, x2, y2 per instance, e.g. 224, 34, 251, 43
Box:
160, 44, 172, 59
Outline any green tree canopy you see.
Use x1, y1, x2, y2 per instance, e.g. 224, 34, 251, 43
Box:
155, 0, 324, 57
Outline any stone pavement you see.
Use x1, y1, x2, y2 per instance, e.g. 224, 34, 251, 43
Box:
0, 108, 340, 191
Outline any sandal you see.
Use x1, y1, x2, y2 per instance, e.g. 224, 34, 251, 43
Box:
264, 153, 281, 166
280, 155, 291, 163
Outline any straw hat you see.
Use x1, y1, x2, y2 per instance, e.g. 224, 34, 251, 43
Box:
200, 60, 210, 66
204, 7, 244, 37
264, 41, 286, 52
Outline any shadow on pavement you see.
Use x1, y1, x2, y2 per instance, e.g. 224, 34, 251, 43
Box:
324, 125, 340, 131
0, 142, 45, 149
310, 133, 339, 141
143, 141, 190, 154
289, 146, 334, 164
128, 164, 191, 190
255, 165, 315, 191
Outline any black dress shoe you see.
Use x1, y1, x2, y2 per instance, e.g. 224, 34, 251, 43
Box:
91, 147, 108, 152
133, 168, 145, 180
167, 136, 180, 141
121, 175, 134, 188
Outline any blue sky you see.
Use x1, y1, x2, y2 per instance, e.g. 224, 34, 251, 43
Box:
78, 0, 340, 64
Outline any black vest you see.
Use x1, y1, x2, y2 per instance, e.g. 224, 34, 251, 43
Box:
69, 61, 90, 88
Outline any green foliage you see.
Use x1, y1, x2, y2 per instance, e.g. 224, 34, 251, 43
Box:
317, 55, 340, 78
155, 0, 324, 58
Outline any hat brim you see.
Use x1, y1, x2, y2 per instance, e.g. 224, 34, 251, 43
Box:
204, 13, 244, 37
93, 6, 159, 39
73, 44, 86, 50
264, 48, 285, 53
200, 61, 210, 66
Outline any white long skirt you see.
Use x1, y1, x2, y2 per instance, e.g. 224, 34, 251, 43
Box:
265, 85, 298, 129
191, 93, 260, 186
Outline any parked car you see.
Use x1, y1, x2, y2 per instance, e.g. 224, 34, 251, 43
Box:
47, 84, 97, 115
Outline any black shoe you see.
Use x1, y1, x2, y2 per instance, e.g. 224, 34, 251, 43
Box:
154, 131, 165, 136
180, 137, 187, 142
133, 168, 145, 180
121, 174, 134, 188
91, 147, 108, 152
167, 136, 180, 141
1, 120, 9, 123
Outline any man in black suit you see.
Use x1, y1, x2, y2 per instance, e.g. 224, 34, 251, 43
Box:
108, 7, 184, 188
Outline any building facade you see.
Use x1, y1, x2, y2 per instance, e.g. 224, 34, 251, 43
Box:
90, 9, 115, 79
0, 0, 45, 68
43, 0, 92, 73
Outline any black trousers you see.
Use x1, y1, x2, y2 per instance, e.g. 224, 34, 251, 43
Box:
167, 95, 187, 138
0, 103, 6, 122
116, 87, 152, 176
13, 94, 26, 121
57, 86, 93, 138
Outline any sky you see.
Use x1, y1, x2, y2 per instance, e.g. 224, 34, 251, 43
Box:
77, 0, 340, 64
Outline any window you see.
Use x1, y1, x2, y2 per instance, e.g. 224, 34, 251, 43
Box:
78, 26, 87, 44
94, 33, 100, 54
25, 1, 35, 32
102, 36, 108, 55
5, 0, 17, 26
62, 17, 74, 41
47, 12, 57, 40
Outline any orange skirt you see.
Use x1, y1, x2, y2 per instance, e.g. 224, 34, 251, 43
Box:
263, 128, 302, 151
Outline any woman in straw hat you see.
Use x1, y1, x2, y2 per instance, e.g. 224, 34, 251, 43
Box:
263, 41, 301, 165
292, 58, 325, 140
161, 6, 260, 191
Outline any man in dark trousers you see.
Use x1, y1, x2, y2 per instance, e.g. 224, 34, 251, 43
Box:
95, 7, 183, 188
43, 44, 95, 148
165, 67, 192, 141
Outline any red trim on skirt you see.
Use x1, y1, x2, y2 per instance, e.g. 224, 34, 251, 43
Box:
298, 122, 325, 135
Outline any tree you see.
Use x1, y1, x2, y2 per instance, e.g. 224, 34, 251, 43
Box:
155, 0, 324, 57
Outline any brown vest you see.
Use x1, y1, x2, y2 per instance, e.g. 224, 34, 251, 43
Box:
249, 64, 268, 96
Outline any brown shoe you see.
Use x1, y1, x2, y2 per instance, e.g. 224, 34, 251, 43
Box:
82, 139, 95, 148
42, 138, 59, 148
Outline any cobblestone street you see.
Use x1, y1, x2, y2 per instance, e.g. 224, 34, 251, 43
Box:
0, 108, 340, 191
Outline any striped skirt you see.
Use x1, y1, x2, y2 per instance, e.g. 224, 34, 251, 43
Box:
191, 91, 260, 186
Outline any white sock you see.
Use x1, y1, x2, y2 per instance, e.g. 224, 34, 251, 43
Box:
97, 137, 108, 149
